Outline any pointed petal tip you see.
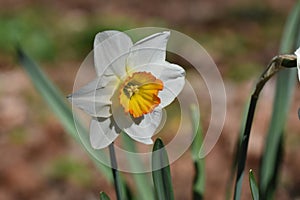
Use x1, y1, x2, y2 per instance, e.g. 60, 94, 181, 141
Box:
138, 137, 154, 145
144, 140, 154, 145
158, 31, 170, 40
295, 47, 300, 55
127, 133, 154, 145
296, 47, 300, 82
162, 30, 170, 36
148, 139, 154, 144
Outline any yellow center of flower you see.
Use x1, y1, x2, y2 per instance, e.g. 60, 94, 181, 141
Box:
119, 72, 163, 118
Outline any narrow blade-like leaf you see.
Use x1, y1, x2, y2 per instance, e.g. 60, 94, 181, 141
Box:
226, 101, 249, 200
100, 192, 111, 200
121, 134, 154, 200
249, 170, 259, 200
190, 105, 205, 200
17, 48, 133, 199
17, 48, 114, 182
260, 2, 300, 199
152, 138, 174, 200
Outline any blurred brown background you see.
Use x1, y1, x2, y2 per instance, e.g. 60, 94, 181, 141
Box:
0, 0, 300, 199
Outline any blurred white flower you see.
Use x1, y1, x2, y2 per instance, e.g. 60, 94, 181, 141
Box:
295, 47, 300, 81
68, 31, 185, 149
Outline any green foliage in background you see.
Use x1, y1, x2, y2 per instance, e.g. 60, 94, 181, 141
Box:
260, 1, 300, 199
2, 8, 158, 62
18, 48, 153, 199
48, 157, 92, 187
17, 48, 116, 180
231, 1, 300, 199
0, 10, 56, 61
17, 1, 300, 198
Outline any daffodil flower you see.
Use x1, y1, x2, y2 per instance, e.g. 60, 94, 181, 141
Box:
68, 31, 185, 149
295, 47, 300, 81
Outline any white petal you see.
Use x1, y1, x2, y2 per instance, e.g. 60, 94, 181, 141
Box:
94, 31, 133, 77
111, 99, 162, 144
124, 109, 163, 145
127, 135, 153, 144
158, 63, 185, 107
67, 75, 118, 118
89, 117, 120, 149
295, 47, 300, 81
130, 62, 185, 107
126, 31, 170, 71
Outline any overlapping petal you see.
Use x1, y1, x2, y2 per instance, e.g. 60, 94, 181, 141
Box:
70, 30, 185, 149
126, 31, 170, 72
94, 31, 133, 77
124, 109, 162, 144
90, 117, 121, 149
128, 62, 185, 108
67, 75, 118, 118
111, 95, 163, 145
158, 63, 186, 107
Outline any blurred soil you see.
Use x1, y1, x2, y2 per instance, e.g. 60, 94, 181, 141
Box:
0, 0, 300, 199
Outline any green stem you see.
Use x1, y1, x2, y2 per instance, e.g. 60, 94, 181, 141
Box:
108, 143, 122, 200
233, 55, 296, 200
233, 94, 258, 199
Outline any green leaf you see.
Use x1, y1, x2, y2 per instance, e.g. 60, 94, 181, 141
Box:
249, 170, 259, 200
17, 47, 77, 138
17, 48, 114, 181
234, 94, 259, 200
152, 138, 174, 200
100, 192, 111, 200
18, 48, 134, 200
18, 48, 136, 200
226, 101, 249, 200
190, 105, 205, 199
259, 1, 300, 199
121, 134, 154, 200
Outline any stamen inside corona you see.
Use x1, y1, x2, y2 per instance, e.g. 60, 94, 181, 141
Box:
119, 72, 163, 118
